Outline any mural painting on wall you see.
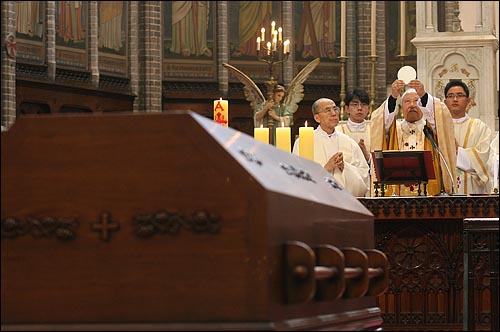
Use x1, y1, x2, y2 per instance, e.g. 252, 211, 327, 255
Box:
162, 1, 216, 81
98, 1, 128, 77
292, 1, 340, 83
228, 1, 281, 84
386, 1, 417, 83
15, 1, 45, 64
294, 1, 337, 61
55, 1, 88, 69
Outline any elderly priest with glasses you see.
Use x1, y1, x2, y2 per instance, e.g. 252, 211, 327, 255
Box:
370, 79, 457, 196
292, 97, 370, 197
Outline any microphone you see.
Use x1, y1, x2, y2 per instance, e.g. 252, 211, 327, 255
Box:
423, 125, 455, 195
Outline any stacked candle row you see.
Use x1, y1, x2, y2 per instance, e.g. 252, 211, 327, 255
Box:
254, 125, 314, 161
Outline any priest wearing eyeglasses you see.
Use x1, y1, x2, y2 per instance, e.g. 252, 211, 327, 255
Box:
444, 81, 492, 195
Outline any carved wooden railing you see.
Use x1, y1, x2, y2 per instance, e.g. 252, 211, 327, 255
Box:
284, 241, 389, 304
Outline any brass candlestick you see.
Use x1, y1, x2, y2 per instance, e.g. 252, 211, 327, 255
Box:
368, 55, 378, 119
338, 56, 348, 120
398, 54, 407, 67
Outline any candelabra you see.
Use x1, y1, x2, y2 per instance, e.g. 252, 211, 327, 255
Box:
256, 22, 291, 145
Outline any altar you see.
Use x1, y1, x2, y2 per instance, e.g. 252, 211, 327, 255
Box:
359, 195, 499, 331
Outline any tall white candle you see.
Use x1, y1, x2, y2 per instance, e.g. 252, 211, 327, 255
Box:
299, 121, 314, 161
254, 126, 269, 144
213, 98, 229, 127
276, 127, 291, 153
371, 1, 376, 57
400, 1, 406, 56
340, 1, 346, 57
284, 39, 290, 54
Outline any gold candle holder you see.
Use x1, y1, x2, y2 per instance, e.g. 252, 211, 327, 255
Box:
338, 56, 348, 120
368, 55, 378, 120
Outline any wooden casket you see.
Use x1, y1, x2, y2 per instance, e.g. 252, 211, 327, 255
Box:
1, 111, 387, 330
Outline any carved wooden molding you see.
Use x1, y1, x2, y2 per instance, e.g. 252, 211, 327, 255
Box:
133, 210, 221, 238
1, 216, 79, 241
359, 196, 499, 219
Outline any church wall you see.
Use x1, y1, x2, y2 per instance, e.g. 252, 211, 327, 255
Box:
1, 1, 498, 134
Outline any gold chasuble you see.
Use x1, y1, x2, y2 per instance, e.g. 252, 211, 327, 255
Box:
371, 97, 457, 196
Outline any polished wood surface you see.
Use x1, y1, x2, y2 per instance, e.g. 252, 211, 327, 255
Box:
463, 218, 499, 331
359, 196, 499, 331
2, 112, 382, 331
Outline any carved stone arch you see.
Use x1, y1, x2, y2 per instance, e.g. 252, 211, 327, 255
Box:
431, 51, 480, 114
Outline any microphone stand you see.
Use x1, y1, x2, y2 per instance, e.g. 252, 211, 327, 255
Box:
423, 126, 455, 196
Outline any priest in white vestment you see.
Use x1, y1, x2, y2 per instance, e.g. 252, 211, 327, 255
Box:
292, 98, 370, 197
443, 81, 492, 195
370, 79, 457, 196
487, 131, 499, 193
338, 88, 372, 165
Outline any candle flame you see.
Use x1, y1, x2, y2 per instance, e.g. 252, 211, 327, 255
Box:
305, 121, 308, 127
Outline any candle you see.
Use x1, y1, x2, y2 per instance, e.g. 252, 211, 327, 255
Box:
261, 28, 265, 42
272, 37, 277, 51
400, 1, 406, 56
371, 1, 376, 57
340, 1, 346, 57
213, 98, 229, 127
299, 122, 314, 160
275, 127, 291, 153
271, 21, 275, 37
256, 37, 261, 51
278, 27, 282, 42
267, 42, 271, 55
284, 39, 290, 54
254, 126, 269, 144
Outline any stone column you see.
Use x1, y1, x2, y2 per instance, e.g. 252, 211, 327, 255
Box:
89, 1, 99, 87
129, 1, 140, 112
46, 1, 56, 81
1, 1, 17, 128
282, 1, 293, 86
138, 1, 162, 112
217, 1, 229, 96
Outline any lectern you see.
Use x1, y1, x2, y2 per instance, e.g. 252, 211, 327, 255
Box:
1, 111, 387, 330
371, 150, 436, 197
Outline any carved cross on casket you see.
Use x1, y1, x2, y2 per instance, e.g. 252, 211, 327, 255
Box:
91, 212, 120, 241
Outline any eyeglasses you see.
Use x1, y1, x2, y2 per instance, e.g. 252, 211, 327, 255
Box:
349, 102, 369, 108
316, 106, 340, 115
446, 93, 467, 99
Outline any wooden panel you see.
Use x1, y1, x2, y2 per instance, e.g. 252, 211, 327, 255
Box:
360, 196, 500, 331
2, 111, 381, 330
16, 80, 135, 114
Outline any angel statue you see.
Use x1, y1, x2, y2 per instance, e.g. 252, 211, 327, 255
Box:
222, 58, 320, 145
